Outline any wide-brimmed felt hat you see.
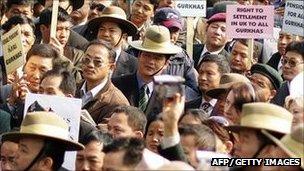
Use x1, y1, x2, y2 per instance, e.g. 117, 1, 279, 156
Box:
38, 0, 84, 10
129, 25, 182, 55
206, 73, 250, 99
87, 6, 138, 36
262, 125, 304, 169
226, 102, 293, 134
250, 63, 283, 91
2, 112, 84, 151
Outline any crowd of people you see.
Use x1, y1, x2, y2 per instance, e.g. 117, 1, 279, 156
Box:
0, 0, 303, 170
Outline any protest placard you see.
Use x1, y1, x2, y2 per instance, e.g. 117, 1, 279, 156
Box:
24, 93, 82, 170
1, 24, 25, 74
175, 0, 206, 17
175, 0, 206, 58
282, 0, 304, 37
226, 5, 274, 39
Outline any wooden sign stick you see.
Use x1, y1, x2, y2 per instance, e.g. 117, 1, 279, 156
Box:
186, 17, 194, 59
248, 38, 254, 63
50, 0, 59, 40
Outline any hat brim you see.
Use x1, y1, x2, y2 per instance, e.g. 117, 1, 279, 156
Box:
261, 130, 304, 169
129, 40, 182, 55
2, 132, 84, 151
72, 0, 85, 10
88, 16, 138, 37
206, 82, 233, 98
261, 130, 298, 158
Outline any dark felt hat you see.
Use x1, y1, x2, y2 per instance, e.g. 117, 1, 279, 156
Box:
250, 63, 283, 90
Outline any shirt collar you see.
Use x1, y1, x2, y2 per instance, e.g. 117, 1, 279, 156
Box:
136, 72, 153, 96
81, 78, 108, 98
201, 45, 224, 57
201, 96, 217, 107
114, 47, 122, 62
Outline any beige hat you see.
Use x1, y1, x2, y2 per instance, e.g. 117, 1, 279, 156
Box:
206, 73, 250, 98
2, 112, 84, 151
226, 102, 293, 135
129, 25, 182, 55
262, 125, 304, 169
87, 6, 138, 36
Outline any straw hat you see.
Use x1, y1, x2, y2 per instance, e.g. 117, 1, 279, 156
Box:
87, 6, 138, 36
226, 102, 293, 134
129, 25, 182, 55
206, 73, 250, 98
262, 125, 304, 169
2, 112, 84, 151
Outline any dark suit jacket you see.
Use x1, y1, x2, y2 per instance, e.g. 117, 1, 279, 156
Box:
112, 51, 138, 78
0, 109, 11, 134
185, 97, 202, 110
271, 81, 289, 107
159, 143, 187, 162
192, 44, 230, 70
76, 79, 129, 124
267, 52, 281, 71
112, 73, 139, 107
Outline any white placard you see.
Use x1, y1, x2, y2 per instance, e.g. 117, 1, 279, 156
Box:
175, 0, 206, 17
24, 93, 82, 170
282, 0, 304, 36
1, 24, 25, 74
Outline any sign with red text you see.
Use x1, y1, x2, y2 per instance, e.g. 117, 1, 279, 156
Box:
176, 0, 206, 17
282, 0, 304, 37
226, 5, 274, 38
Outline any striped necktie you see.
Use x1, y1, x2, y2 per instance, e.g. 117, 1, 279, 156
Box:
138, 84, 149, 112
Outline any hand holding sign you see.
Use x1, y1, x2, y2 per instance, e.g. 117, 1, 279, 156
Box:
8, 74, 29, 105
49, 37, 64, 55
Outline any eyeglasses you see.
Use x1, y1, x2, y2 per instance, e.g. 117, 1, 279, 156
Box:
282, 58, 304, 68
82, 57, 106, 68
90, 3, 105, 12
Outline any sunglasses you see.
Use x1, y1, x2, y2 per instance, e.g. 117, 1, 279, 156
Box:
282, 58, 304, 68
90, 3, 105, 12
82, 57, 106, 68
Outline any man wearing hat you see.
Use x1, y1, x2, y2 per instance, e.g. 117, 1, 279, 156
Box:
192, 12, 230, 70
152, 7, 199, 100
86, 6, 139, 78
262, 125, 304, 171
1, 111, 84, 171
205, 73, 250, 117
249, 63, 283, 102
226, 103, 293, 165
113, 25, 182, 112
